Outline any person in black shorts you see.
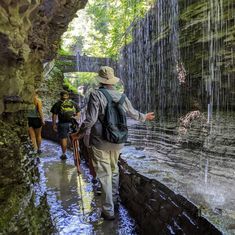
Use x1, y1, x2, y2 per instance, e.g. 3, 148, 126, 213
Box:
51, 91, 80, 160
27, 89, 45, 153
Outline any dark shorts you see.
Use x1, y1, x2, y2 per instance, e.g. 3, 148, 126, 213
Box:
58, 122, 70, 139
28, 117, 42, 129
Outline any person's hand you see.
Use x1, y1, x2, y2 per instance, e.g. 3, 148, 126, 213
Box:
53, 124, 57, 132
145, 112, 155, 121
70, 132, 79, 142
70, 131, 84, 142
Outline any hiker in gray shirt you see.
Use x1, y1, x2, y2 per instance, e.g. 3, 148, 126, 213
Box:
78, 66, 155, 220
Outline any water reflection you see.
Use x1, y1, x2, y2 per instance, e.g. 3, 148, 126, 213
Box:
39, 140, 137, 235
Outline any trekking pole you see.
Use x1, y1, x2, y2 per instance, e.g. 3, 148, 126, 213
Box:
70, 134, 85, 215
78, 174, 85, 216
70, 133, 85, 216
72, 137, 81, 175
69, 118, 82, 175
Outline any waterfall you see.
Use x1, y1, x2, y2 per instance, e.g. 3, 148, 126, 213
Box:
118, 1, 235, 233
118, 0, 234, 118
206, 0, 224, 122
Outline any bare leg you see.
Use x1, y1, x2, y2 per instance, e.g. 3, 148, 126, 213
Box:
60, 138, 68, 155
34, 127, 42, 150
28, 127, 37, 150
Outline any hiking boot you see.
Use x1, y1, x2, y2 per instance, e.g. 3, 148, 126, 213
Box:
101, 212, 115, 221
60, 154, 67, 160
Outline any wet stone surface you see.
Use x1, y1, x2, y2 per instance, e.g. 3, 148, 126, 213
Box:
122, 113, 235, 235
36, 140, 137, 235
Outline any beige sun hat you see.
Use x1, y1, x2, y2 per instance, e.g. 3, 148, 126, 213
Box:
96, 66, 120, 85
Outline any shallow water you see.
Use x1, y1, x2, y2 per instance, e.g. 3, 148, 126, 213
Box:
122, 112, 235, 234
36, 140, 137, 235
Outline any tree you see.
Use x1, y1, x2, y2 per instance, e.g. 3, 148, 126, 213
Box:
61, 0, 155, 58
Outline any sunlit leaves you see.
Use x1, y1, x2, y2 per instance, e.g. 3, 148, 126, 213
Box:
61, 0, 155, 58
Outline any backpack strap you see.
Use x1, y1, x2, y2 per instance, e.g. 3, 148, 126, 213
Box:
99, 88, 126, 105
118, 94, 126, 105
99, 88, 113, 103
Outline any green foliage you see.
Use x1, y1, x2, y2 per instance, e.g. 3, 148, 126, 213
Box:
64, 72, 96, 93
58, 47, 71, 56
61, 0, 155, 58
114, 80, 124, 93
85, 0, 154, 58
59, 1, 155, 91
63, 78, 78, 94
74, 72, 97, 86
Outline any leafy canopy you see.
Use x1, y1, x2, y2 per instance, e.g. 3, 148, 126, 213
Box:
61, 0, 155, 58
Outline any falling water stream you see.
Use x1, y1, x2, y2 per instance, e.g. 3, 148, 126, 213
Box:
72, 0, 235, 233
116, 0, 235, 233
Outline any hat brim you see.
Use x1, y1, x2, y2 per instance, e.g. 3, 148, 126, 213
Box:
96, 76, 120, 85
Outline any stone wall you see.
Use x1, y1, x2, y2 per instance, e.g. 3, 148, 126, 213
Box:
39, 62, 65, 120
119, 158, 221, 235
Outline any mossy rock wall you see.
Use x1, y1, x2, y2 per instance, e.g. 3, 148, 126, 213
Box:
0, 119, 54, 234
0, 0, 87, 233
118, 0, 235, 117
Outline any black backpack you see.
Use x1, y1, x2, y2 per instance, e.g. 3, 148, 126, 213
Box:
99, 88, 128, 144
59, 99, 76, 122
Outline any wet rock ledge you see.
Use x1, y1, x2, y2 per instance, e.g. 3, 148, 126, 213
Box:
119, 158, 221, 235
42, 121, 221, 234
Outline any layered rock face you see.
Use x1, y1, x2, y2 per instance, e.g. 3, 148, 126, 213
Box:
118, 0, 235, 117
0, 0, 87, 233
0, 0, 87, 114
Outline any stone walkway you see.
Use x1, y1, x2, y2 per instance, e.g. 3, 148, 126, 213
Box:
35, 140, 137, 235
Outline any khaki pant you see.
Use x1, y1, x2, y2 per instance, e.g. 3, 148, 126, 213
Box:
91, 146, 120, 216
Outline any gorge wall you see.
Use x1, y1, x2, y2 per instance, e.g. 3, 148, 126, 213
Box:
0, 0, 87, 115
0, 0, 87, 233
118, 0, 235, 118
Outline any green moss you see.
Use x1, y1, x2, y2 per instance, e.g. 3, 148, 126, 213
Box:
0, 186, 24, 230
0, 188, 54, 234
0, 119, 54, 233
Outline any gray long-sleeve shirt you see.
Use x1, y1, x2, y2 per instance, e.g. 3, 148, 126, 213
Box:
80, 87, 146, 151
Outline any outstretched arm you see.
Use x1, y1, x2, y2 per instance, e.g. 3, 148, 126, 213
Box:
124, 97, 155, 122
